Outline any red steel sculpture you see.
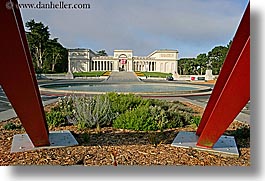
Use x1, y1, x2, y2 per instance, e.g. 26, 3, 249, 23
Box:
0, 0, 50, 147
196, 2, 250, 148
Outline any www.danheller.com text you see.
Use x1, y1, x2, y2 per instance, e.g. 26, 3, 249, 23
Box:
6, 1, 91, 10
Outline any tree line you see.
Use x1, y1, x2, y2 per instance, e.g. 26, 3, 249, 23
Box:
178, 41, 232, 75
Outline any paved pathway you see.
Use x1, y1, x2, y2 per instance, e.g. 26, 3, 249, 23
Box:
104, 72, 141, 83
0, 86, 12, 112
0, 83, 59, 122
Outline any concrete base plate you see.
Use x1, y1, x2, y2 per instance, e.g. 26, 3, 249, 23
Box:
11, 130, 79, 153
171, 131, 239, 157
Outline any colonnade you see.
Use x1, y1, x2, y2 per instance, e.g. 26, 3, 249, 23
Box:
133, 61, 156, 72
91, 60, 113, 71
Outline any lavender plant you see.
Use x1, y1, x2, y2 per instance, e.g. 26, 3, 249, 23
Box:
72, 95, 114, 129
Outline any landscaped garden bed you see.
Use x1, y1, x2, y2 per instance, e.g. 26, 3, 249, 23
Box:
0, 93, 250, 166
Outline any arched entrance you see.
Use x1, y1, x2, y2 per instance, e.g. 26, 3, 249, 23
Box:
118, 54, 127, 71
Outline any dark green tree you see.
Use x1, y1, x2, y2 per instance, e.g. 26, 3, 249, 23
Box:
178, 41, 231, 75
207, 46, 229, 75
178, 58, 196, 75
25, 20, 67, 73
26, 19, 50, 72
227, 40, 233, 49
96, 50, 108, 56
196, 53, 208, 75
44, 38, 67, 73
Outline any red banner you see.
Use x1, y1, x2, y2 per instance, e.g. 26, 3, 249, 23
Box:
120, 59, 127, 64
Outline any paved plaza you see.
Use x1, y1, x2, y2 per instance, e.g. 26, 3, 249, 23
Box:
0, 83, 59, 121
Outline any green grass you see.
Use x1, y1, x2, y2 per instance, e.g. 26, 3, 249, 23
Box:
141, 72, 172, 78
73, 71, 105, 77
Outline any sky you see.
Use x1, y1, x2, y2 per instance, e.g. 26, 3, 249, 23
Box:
18, 0, 249, 58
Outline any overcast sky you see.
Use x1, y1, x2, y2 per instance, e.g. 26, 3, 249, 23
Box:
18, 0, 249, 58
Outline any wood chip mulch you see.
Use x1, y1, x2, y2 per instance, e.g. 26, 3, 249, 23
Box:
0, 102, 250, 166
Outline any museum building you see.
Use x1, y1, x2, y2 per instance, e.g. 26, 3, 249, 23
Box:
68, 49, 179, 73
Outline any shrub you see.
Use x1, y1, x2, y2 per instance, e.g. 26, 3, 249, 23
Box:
113, 103, 196, 131
72, 95, 114, 129
168, 101, 197, 114
230, 125, 250, 139
148, 105, 168, 131
165, 112, 184, 128
55, 96, 74, 117
45, 96, 75, 127
191, 116, 201, 127
46, 111, 67, 127
106, 92, 150, 115
3, 122, 21, 130
113, 105, 158, 131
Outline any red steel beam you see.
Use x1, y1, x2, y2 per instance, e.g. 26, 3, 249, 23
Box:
196, 2, 250, 136
0, 0, 50, 147
196, 38, 250, 148
195, 2, 250, 148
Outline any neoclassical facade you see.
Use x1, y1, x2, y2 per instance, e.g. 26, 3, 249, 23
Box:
68, 49, 179, 73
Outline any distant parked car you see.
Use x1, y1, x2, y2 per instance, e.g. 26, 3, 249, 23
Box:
166, 76, 174, 81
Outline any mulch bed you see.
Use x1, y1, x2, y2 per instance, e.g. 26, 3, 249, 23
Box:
0, 102, 250, 166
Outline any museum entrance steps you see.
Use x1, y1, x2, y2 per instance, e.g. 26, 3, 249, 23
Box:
104, 72, 141, 84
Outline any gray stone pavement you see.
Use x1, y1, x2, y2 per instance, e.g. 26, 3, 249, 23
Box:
104, 71, 141, 83
0, 86, 12, 112
0, 82, 60, 122
0, 98, 58, 122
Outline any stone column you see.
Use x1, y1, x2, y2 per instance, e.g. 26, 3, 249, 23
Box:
87, 59, 91, 72
174, 61, 178, 74
128, 59, 133, 72
68, 53, 71, 73
113, 60, 119, 71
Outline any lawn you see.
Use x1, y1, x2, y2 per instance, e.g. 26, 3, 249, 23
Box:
136, 72, 172, 78
73, 71, 106, 77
